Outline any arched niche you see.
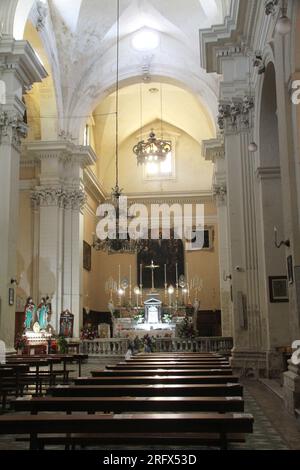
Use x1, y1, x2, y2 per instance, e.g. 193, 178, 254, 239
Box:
256, 61, 290, 352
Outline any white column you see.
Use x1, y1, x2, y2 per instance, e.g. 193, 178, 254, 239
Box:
28, 141, 96, 337
0, 39, 46, 347
203, 137, 233, 337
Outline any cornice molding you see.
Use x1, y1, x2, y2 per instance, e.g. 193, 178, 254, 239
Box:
24, 140, 97, 168
0, 38, 48, 86
202, 136, 225, 163
255, 166, 281, 180
83, 167, 106, 203
126, 190, 214, 205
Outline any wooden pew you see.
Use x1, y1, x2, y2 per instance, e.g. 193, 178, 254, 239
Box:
74, 375, 239, 386
12, 395, 244, 414
0, 412, 253, 450
91, 368, 234, 377
106, 363, 232, 370
48, 383, 243, 397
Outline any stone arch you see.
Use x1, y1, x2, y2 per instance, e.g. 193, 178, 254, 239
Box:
255, 59, 290, 360
68, 73, 218, 145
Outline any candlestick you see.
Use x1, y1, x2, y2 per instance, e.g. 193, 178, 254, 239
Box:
176, 263, 178, 285
164, 264, 167, 285
129, 265, 132, 303
140, 264, 142, 286
118, 265, 121, 287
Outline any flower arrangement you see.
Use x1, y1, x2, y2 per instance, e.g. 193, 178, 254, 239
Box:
15, 334, 28, 352
133, 310, 145, 324
162, 312, 173, 324
177, 315, 198, 339
80, 326, 99, 340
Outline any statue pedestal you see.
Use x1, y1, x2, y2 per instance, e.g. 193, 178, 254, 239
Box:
283, 360, 300, 415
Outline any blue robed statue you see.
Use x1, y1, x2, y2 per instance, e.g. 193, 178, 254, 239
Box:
24, 297, 36, 330
37, 297, 50, 330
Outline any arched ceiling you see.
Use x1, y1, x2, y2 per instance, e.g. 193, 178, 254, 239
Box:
94, 81, 214, 158
40, 0, 230, 134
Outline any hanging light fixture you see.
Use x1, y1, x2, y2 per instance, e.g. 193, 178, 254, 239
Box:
133, 82, 172, 165
276, 0, 291, 35
247, 54, 258, 153
92, 0, 142, 254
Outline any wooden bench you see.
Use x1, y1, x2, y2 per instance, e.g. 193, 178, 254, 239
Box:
0, 412, 253, 450
74, 375, 239, 386
12, 395, 244, 414
106, 363, 231, 370
91, 368, 234, 377
48, 383, 243, 397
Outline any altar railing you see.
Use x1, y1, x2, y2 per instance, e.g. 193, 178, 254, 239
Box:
81, 337, 233, 357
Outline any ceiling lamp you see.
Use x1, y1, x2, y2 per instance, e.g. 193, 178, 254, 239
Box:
92, 0, 141, 254
133, 130, 171, 165
133, 82, 172, 166
275, 0, 291, 35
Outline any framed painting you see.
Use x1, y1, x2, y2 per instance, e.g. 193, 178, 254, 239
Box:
185, 226, 215, 251
269, 276, 289, 303
83, 241, 92, 271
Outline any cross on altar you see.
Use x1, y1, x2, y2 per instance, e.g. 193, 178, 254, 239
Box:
145, 260, 160, 292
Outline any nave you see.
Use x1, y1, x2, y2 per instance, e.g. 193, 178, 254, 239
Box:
0, 352, 297, 451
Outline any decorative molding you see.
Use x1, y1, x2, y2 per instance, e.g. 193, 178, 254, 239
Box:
0, 111, 28, 148
217, 96, 254, 134
213, 183, 227, 203
126, 190, 214, 206
264, 0, 279, 16
202, 137, 225, 163
24, 140, 97, 168
255, 166, 281, 180
83, 167, 106, 202
31, 186, 87, 211
36, 1, 48, 32
253, 51, 266, 75
0, 38, 48, 87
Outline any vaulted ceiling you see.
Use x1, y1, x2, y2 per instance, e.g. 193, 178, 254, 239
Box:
44, 0, 230, 133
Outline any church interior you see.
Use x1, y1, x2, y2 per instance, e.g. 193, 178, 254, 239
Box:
0, 0, 300, 453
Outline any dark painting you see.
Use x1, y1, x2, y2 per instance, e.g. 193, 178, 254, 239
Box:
83, 241, 91, 271
137, 231, 184, 288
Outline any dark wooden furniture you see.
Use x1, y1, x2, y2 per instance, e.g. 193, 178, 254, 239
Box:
48, 383, 243, 397
0, 412, 253, 450
73, 375, 239, 385
12, 395, 244, 414
91, 368, 233, 377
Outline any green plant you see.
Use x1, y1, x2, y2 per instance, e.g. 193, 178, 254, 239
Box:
57, 335, 68, 353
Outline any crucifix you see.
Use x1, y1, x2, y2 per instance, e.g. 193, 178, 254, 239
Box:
145, 260, 160, 292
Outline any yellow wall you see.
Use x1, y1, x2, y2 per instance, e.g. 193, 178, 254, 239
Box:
83, 200, 220, 312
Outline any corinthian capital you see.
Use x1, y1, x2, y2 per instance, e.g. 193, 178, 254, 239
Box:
217, 96, 254, 134
64, 189, 87, 211
31, 187, 66, 207
213, 184, 227, 203
0, 111, 28, 147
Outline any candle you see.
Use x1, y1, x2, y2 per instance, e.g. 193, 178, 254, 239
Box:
118, 265, 121, 287
129, 265, 132, 286
186, 262, 189, 284
140, 264, 143, 286
176, 263, 178, 285
164, 264, 167, 284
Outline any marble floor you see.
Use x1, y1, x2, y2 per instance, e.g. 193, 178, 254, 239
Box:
0, 359, 299, 450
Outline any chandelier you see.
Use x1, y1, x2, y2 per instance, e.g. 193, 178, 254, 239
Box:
133, 130, 172, 165
133, 78, 172, 165
92, 0, 142, 254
